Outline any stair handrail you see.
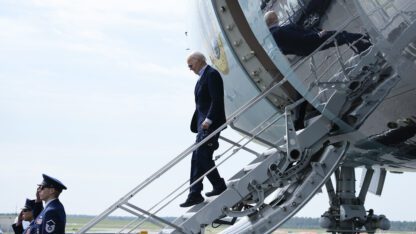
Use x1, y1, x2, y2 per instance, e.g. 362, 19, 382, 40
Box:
126, 110, 286, 233
76, 76, 288, 233
120, 113, 278, 231
279, 13, 361, 77
301, 1, 408, 86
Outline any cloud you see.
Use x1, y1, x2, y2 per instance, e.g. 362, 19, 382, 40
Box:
0, 0, 190, 67
29, 0, 188, 31
31, 0, 188, 16
131, 61, 191, 78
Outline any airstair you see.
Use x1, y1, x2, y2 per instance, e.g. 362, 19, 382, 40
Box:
76, 74, 350, 234
75, 60, 393, 234
76, 1, 404, 233
75, 51, 370, 233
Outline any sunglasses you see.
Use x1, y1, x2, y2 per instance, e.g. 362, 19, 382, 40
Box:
22, 209, 32, 212
38, 185, 53, 190
188, 64, 193, 69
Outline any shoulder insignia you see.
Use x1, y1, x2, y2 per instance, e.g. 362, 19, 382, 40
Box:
45, 220, 56, 233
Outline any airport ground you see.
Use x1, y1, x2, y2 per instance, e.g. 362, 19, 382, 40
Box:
1, 214, 415, 233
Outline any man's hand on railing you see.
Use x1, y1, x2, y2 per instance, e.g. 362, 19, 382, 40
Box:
202, 121, 210, 130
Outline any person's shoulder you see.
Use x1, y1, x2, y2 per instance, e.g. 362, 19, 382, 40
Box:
271, 24, 293, 38
269, 25, 280, 33
206, 65, 215, 72
277, 23, 297, 32
43, 207, 60, 219
203, 65, 216, 76
44, 205, 65, 218
207, 66, 222, 79
47, 200, 65, 210
269, 25, 281, 30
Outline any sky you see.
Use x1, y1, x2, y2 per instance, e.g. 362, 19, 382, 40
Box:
0, 0, 415, 225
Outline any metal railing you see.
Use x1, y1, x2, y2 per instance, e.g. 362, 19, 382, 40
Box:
76, 76, 289, 234
272, 8, 379, 108
124, 110, 287, 233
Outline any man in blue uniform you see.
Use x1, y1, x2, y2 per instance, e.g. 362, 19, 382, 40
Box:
25, 174, 67, 234
180, 52, 227, 207
264, 10, 372, 56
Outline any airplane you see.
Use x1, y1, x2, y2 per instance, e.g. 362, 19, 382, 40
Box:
77, 0, 416, 233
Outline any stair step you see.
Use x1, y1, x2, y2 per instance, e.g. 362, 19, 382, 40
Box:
175, 196, 224, 225
243, 162, 262, 172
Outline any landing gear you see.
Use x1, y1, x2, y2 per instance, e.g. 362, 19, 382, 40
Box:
320, 166, 390, 233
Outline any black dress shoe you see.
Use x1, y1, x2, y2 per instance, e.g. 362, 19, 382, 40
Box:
205, 186, 227, 197
179, 196, 204, 207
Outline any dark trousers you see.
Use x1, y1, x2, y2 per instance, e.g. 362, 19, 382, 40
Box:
189, 130, 224, 196
320, 31, 370, 53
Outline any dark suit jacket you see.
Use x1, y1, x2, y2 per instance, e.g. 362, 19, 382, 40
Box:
25, 199, 66, 234
270, 24, 324, 56
190, 65, 226, 133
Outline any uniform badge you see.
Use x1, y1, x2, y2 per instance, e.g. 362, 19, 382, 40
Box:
45, 220, 56, 233
36, 218, 43, 224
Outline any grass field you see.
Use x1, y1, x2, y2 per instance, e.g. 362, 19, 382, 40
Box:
1, 214, 161, 233
1, 214, 415, 234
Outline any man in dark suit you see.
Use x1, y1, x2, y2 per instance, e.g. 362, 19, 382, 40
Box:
25, 174, 67, 234
180, 52, 227, 208
264, 10, 371, 56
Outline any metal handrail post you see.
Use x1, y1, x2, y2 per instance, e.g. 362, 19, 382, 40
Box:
219, 135, 260, 157
125, 203, 185, 233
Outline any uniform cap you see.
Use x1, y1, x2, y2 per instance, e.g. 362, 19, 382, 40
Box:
39, 174, 67, 191
22, 199, 35, 210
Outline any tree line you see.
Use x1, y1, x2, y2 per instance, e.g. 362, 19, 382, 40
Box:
282, 217, 416, 231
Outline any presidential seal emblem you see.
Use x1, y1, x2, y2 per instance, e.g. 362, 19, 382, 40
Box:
210, 34, 229, 75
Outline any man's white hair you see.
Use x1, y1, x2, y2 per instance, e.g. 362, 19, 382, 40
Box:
264, 10, 278, 27
188, 51, 206, 62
